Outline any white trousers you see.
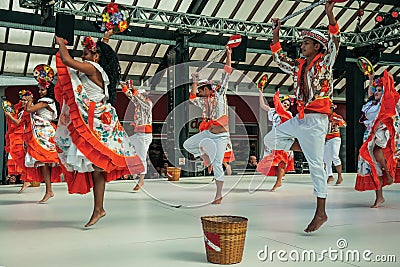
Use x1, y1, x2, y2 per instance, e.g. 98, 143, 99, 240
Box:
323, 137, 342, 176
183, 130, 229, 181
264, 113, 329, 198
129, 133, 153, 174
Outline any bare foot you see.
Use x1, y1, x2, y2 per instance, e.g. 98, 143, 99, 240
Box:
335, 176, 343, 185
304, 214, 328, 233
38, 192, 54, 203
211, 196, 222, 205
270, 181, 282, 192
327, 176, 334, 183
18, 182, 31, 193
85, 210, 106, 227
133, 182, 144, 191
371, 197, 385, 208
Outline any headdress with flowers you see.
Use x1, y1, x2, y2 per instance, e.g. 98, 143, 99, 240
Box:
19, 89, 33, 99
101, 2, 130, 33
81, 36, 97, 53
33, 64, 54, 89
371, 77, 384, 93
280, 95, 294, 105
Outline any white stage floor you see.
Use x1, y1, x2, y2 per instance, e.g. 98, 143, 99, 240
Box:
0, 173, 399, 267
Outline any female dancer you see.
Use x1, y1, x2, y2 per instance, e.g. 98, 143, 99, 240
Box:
54, 35, 143, 226
24, 79, 61, 203
3, 98, 25, 186
120, 80, 153, 191
257, 90, 294, 191
356, 71, 400, 208
3, 91, 36, 192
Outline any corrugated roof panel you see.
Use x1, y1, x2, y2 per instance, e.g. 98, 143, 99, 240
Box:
32, 31, 54, 47
232, 0, 258, 21
129, 62, 149, 75
137, 0, 158, 8
137, 42, 157, 56
8, 29, 31, 45
0, 28, 6, 42
201, 0, 221, 16
214, 0, 240, 19
118, 41, 139, 54
4, 52, 27, 73
145, 63, 160, 77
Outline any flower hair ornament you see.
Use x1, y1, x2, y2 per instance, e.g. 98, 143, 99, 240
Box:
33, 64, 54, 89
19, 89, 33, 99
81, 36, 97, 53
371, 77, 384, 93
280, 95, 294, 105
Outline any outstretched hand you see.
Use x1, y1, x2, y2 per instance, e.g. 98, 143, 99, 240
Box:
325, 0, 335, 16
191, 72, 199, 82
225, 45, 232, 55
54, 36, 68, 46
271, 18, 281, 32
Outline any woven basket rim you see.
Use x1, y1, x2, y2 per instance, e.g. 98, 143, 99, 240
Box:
201, 215, 248, 223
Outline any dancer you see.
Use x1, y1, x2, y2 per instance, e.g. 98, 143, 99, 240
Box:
183, 45, 232, 204
267, 1, 340, 232
3, 92, 35, 191
54, 35, 143, 227
24, 77, 62, 203
356, 71, 400, 208
3, 98, 25, 186
324, 104, 346, 185
257, 91, 294, 191
120, 80, 153, 191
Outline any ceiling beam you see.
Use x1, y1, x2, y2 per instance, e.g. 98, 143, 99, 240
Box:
0, 42, 282, 73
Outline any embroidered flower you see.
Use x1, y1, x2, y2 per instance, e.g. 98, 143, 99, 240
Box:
100, 111, 112, 125
76, 85, 83, 94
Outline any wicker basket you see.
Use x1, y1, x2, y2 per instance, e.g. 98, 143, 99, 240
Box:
201, 215, 248, 264
167, 167, 181, 181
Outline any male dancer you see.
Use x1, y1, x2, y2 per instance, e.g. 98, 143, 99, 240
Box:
266, 1, 340, 232
183, 45, 232, 204
121, 80, 153, 191
324, 104, 346, 185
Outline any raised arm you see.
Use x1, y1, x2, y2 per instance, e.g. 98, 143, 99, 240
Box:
324, 1, 341, 65
367, 74, 374, 98
259, 90, 270, 112
24, 94, 50, 114
218, 45, 233, 96
121, 81, 151, 109
270, 18, 295, 74
4, 112, 21, 125
190, 72, 199, 96
54, 36, 97, 77
102, 29, 113, 44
